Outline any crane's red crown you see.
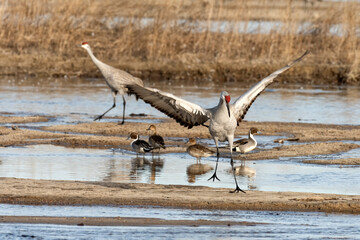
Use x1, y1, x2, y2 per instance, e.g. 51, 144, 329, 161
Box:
82, 42, 88, 45
225, 95, 231, 103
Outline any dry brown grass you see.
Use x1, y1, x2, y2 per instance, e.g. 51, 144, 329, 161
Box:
0, 0, 359, 84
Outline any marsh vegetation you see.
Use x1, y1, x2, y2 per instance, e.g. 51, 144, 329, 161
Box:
0, 0, 359, 83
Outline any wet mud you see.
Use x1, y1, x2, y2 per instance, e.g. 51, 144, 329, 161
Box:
1, 115, 360, 216
0, 178, 359, 214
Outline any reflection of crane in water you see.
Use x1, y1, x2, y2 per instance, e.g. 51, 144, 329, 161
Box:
81, 42, 144, 124
127, 51, 309, 193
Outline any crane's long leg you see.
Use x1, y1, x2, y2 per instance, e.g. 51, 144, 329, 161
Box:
228, 136, 246, 194
94, 91, 118, 121
120, 95, 126, 125
208, 138, 220, 182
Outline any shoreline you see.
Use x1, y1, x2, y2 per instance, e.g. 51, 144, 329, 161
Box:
0, 54, 350, 86
1, 178, 360, 215
0, 215, 259, 227
2, 116, 360, 161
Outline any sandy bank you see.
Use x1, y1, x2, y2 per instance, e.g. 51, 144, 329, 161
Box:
0, 215, 258, 227
1, 178, 359, 214
1, 116, 360, 215
303, 158, 360, 165
2, 116, 360, 161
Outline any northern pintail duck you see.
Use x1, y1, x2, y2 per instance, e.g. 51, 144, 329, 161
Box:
147, 125, 166, 152
128, 132, 153, 157
233, 127, 259, 154
186, 138, 215, 164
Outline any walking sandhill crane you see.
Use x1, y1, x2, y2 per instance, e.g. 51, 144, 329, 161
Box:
126, 51, 309, 193
81, 42, 144, 124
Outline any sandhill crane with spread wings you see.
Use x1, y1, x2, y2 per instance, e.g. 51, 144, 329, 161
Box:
126, 51, 309, 193
81, 42, 144, 124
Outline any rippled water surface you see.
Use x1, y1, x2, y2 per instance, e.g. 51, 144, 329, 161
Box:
1, 77, 360, 193
1, 204, 360, 239
1, 78, 360, 125
1, 144, 360, 195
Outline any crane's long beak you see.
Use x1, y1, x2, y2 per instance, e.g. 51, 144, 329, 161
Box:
226, 102, 231, 118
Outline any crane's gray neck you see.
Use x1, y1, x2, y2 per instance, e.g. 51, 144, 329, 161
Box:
217, 97, 226, 108
85, 47, 102, 67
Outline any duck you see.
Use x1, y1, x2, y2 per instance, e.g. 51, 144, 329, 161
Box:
147, 125, 166, 153
186, 138, 215, 164
232, 127, 259, 153
128, 132, 153, 157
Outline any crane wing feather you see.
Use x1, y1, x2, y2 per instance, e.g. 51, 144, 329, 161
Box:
233, 50, 309, 122
127, 85, 210, 128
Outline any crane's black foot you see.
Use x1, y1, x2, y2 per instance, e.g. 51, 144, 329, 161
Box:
229, 185, 246, 194
118, 120, 125, 125
208, 172, 220, 182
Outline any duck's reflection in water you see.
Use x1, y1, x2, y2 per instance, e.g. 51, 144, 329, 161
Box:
149, 158, 164, 184
102, 154, 165, 184
228, 162, 257, 190
186, 163, 213, 183
130, 157, 164, 183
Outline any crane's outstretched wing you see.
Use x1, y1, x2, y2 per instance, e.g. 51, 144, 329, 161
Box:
233, 50, 309, 123
126, 85, 211, 128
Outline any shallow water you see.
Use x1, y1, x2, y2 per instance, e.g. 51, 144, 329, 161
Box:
1, 144, 360, 195
1, 204, 360, 239
1, 78, 360, 194
1, 77, 360, 238
1, 78, 360, 125
113, 16, 356, 37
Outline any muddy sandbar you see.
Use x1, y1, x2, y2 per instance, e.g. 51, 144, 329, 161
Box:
303, 158, 360, 165
1, 178, 359, 214
0, 215, 259, 227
